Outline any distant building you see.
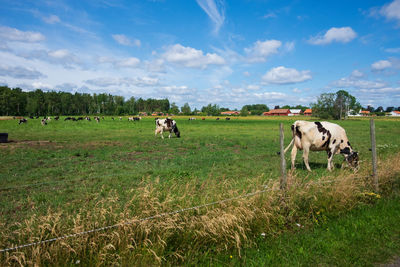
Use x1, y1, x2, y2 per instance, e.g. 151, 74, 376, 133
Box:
303, 109, 312, 116
263, 109, 291, 116
360, 110, 370, 116
221, 111, 240, 115
390, 111, 400, 116
289, 109, 302, 116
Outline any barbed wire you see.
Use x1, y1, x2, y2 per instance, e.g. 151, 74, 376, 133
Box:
0, 172, 375, 253
0, 186, 274, 253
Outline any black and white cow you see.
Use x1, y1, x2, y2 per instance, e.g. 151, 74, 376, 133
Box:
284, 120, 359, 171
155, 118, 180, 139
19, 118, 27, 124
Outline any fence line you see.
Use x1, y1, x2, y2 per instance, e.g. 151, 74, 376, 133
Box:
0, 174, 374, 253
0, 187, 274, 253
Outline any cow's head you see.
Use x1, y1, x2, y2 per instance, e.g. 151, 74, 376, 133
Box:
346, 151, 359, 168
173, 124, 181, 138
340, 147, 359, 169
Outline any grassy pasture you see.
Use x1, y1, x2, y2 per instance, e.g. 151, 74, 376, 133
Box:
0, 116, 400, 265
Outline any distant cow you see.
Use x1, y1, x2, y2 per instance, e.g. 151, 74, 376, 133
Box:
225, 117, 231, 121
284, 121, 359, 171
41, 119, 47, 126
155, 118, 180, 139
19, 118, 27, 124
94, 116, 100, 123
128, 117, 134, 121
54, 116, 59, 121
188, 117, 196, 121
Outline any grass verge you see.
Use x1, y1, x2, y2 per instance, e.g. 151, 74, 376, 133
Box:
1, 153, 400, 266
204, 193, 400, 266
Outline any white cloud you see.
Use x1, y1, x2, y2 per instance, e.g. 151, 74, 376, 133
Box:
332, 77, 387, 89
244, 40, 281, 63
32, 81, 53, 90
371, 59, 392, 71
0, 65, 45, 79
263, 12, 277, 19
293, 88, 301, 93
309, 27, 357, 45
96, 56, 141, 69
20, 49, 80, 67
85, 76, 159, 88
162, 44, 225, 68
385, 47, 400, 53
380, 0, 400, 24
262, 66, 312, 84
0, 26, 45, 42
112, 34, 141, 47
359, 87, 400, 93
254, 91, 288, 100
247, 84, 260, 90
196, 0, 225, 34
351, 69, 365, 78
158, 85, 195, 95
284, 41, 295, 52
115, 57, 140, 68
43, 15, 61, 24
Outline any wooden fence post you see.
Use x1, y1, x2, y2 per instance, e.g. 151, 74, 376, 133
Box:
370, 119, 378, 192
280, 123, 287, 190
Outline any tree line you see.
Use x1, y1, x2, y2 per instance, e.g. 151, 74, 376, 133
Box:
1, 86, 398, 118
0, 86, 170, 116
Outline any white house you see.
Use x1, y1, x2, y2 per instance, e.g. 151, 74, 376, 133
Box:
390, 111, 400, 116
289, 109, 301, 116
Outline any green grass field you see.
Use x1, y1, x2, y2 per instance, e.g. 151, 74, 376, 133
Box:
0, 116, 399, 265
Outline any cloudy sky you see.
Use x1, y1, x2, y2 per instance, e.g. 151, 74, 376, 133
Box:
0, 0, 399, 109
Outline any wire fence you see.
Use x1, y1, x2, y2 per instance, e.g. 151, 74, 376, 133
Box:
0, 173, 376, 253
0, 186, 274, 253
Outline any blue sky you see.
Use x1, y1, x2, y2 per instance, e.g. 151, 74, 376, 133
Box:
0, 0, 399, 109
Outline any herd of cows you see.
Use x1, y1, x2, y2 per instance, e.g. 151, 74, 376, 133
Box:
14, 116, 359, 172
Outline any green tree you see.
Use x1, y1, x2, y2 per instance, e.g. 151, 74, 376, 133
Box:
181, 103, 192, 115
201, 104, 220, 116
169, 102, 180, 114
312, 90, 361, 120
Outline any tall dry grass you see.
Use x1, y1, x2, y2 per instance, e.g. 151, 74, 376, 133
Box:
1, 154, 400, 266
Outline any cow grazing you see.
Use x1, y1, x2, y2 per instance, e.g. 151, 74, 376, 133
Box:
94, 116, 100, 123
41, 119, 47, 125
155, 118, 180, 139
225, 117, 231, 121
188, 117, 196, 121
19, 118, 27, 124
284, 121, 358, 171
128, 117, 134, 121
54, 116, 59, 121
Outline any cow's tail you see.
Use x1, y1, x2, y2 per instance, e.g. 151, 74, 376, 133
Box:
283, 138, 294, 154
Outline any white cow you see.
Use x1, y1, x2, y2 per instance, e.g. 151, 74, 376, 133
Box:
155, 118, 180, 139
284, 121, 358, 171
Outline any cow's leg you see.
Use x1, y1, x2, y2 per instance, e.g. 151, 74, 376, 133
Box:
168, 130, 172, 139
327, 147, 337, 171
302, 147, 312, 172
160, 129, 164, 139
290, 145, 298, 169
